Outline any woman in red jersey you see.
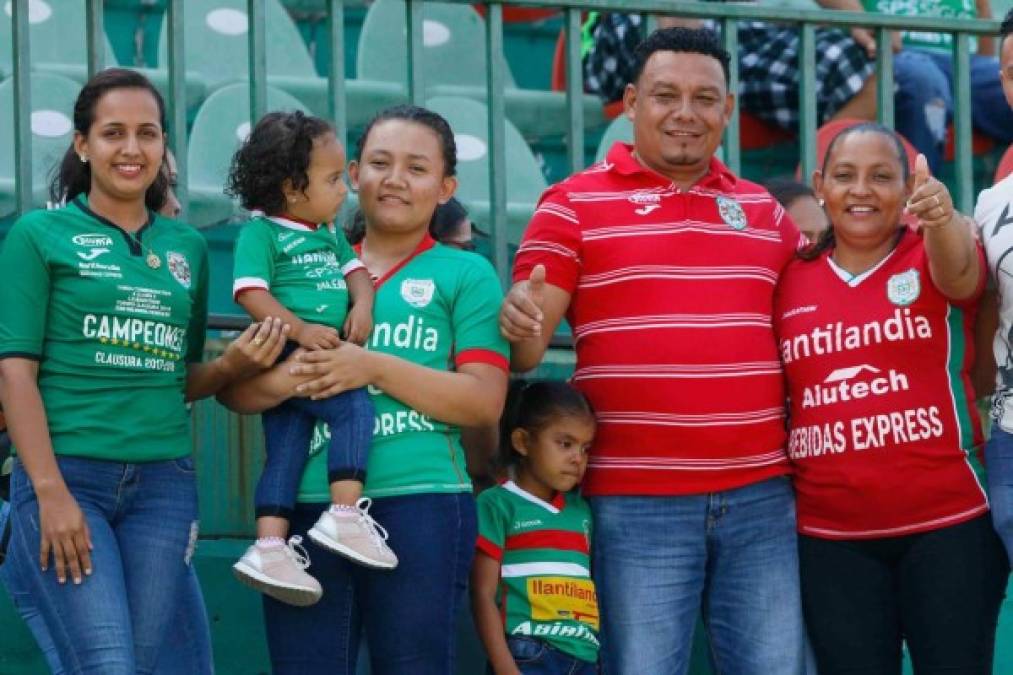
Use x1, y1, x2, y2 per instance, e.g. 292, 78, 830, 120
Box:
774, 122, 1008, 674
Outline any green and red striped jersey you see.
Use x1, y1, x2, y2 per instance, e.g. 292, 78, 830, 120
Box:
476, 481, 599, 663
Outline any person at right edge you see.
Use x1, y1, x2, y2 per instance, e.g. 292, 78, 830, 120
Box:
976, 9, 1013, 563
777, 122, 1008, 673
501, 27, 805, 675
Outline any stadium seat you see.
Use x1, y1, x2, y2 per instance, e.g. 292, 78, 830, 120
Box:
358, 0, 604, 139
550, 29, 792, 151
944, 124, 996, 162
996, 144, 1013, 183
0, 72, 80, 217
425, 95, 547, 246
0, 0, 117, 81
156, 0, 401, 129
186, 83, 308, 228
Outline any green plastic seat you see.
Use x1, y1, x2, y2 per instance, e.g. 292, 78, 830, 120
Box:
425, 95, 547, 247
359, 0, 604, 139
0, 72, 81, 217
0, 0, 118, 80
156, 0, 401, 130
186, 83, 308, 228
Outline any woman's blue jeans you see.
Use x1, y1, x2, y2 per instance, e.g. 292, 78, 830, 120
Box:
6, 456, 201, 674
262, 492, 477, 675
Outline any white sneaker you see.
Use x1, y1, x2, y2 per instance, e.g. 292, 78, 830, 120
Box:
232, 536, 323, 606
308, 498, 398, 570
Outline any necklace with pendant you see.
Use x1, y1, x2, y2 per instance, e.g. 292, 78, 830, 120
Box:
125, 229, 160, 269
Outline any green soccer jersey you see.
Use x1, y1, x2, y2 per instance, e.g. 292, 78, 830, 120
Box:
476, 481, 600, 663
232, 215, 363, 330
863, 0, 976, 52
295, 236, 509, 500
0, 198, 209, 462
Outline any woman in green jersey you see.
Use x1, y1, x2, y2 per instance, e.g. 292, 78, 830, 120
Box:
220, 105, 509, 674
0, 69, 284, 674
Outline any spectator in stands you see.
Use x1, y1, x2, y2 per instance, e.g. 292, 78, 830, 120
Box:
776, 122, 1008, 673
0, 149, 217, 675
218, 104, 509, 674
584, 8, 878, 133
502, 28, 805, 674
974, 8, 1013, 561
0, 68, 285, 674
766, 177, 831, 243
860, 0, 1013, 173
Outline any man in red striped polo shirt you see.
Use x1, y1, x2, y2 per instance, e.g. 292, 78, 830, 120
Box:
502, 28, 805, 675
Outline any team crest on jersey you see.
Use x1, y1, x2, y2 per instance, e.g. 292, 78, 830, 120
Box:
887, 268, 920, 306
716, 196, 747, 230
167, 251, 191, 289
400, 278, 435, 308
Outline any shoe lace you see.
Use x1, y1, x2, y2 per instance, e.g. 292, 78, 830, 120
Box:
354, 497, 391, 551
285, 535, 312, 569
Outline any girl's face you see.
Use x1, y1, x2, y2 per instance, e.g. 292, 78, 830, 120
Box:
513, 413, 596, 500
814, 132, 909, 248
73, 88, 165, 205
285, 132, 348, 225
349, 119, 457, 236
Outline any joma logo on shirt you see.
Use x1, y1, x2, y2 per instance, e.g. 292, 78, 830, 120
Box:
72, 233, 114, 248
370, 315, 438, 352
82, 314, 185, 352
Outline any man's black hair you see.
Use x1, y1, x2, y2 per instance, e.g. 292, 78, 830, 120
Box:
631, 27, 732, 89
1001, 7, 1013, 53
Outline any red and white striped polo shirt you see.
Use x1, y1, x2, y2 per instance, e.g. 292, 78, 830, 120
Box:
774, 229, 988, 539
513, 143, 801, 496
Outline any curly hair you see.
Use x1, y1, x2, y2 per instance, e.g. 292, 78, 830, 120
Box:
225, 110, 334, 214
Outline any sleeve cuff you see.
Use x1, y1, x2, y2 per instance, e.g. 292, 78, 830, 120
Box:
342, 259, 366, 277
476, 535, 503, 561
0, 351, 41, 361
233, 277, 270, 301
456, 349, 509, 372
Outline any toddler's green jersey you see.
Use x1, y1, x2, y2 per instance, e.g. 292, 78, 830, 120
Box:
296, 236, 508, 500
0, 198, 208, 462
232, 215, 363, 330
476, 482, 600, 663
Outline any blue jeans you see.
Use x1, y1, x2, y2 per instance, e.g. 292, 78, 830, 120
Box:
6, 456, 202, 675
894, 48, 1013, 173
986, 426, 1013, 561
490, 637, 597, 675
256, 386, 374, 518
590, 477, 805, 675
262, 493, 476, 675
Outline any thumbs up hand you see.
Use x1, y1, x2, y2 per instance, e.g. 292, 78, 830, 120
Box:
500, 264, 548, 342
906, 153, 955, 230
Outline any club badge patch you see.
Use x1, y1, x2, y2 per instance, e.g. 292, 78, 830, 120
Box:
716, 195, 747, 230
167, 251, 191, 289
400, 278, 436, 308
887, 268, 920, 306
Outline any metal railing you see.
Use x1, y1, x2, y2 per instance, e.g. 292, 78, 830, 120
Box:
7, 0, 1002, 287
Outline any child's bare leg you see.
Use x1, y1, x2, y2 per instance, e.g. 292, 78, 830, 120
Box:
256, 515, 290, 540
330, 479, 363, 507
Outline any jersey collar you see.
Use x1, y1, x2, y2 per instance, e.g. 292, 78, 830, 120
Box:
604, 142, 737, 192
502, 480, 566, 513
354, 233, 436, 288
264, 213, 325, 232
72, 196, 155, 256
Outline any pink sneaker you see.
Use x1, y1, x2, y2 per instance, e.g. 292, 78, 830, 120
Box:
233, 536, 323, 606
308, 498, 398, 570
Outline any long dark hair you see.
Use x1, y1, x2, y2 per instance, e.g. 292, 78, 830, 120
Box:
49, 68, 170, 213
798, 122, 910, 262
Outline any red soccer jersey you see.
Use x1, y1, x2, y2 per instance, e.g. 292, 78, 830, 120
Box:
774, 228, 988, 539
514, 143, 801, 496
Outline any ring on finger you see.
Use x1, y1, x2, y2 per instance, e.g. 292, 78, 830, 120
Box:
252, 336, 265, 346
